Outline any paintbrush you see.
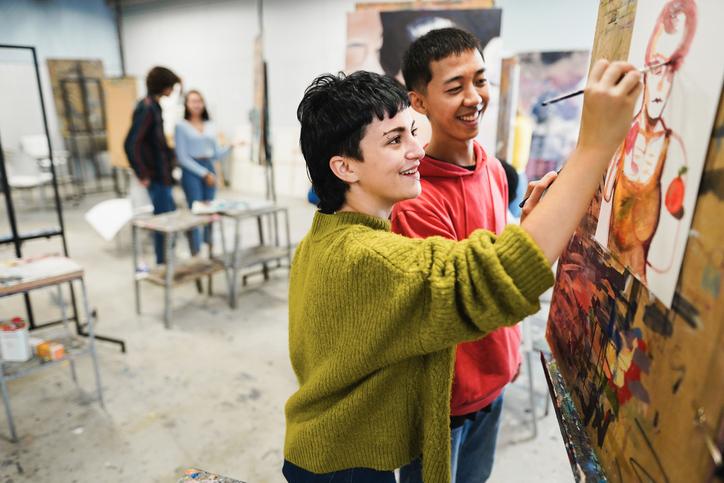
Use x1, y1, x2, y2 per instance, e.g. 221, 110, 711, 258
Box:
540, 60, 670, 106
518, 168, 562, 208
518, 61, 671, 209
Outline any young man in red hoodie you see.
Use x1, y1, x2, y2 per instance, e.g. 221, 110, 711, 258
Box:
392, 28, 556, 482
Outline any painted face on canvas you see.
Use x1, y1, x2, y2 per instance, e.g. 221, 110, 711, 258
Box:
418, 49, 489, 143
644, 33, 679, 120
643, 5, 695, 121
351, 108, 425, 206
345, 11, 384, 73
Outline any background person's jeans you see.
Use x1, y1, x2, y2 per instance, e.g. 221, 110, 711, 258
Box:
282, 460, 395, 483
400, 394, 504, 483
147, 181, 176, 264
181, 160, 216, 255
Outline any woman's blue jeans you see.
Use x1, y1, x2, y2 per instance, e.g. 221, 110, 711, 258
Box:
180, 161, 216, 255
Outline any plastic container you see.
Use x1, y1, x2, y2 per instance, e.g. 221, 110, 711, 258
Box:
0, 317, 32, 362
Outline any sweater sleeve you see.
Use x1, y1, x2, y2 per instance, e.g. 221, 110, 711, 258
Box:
174, 123, 210, 178
364, 224, 553, 355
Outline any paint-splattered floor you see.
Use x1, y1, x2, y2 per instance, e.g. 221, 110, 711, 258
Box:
0, 190, 570, 483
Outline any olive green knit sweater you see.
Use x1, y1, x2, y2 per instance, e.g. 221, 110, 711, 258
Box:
285, 211, 554, 483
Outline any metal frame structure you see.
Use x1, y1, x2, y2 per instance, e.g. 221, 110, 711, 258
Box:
0, 44, 125, 352
0, 257, 104, 442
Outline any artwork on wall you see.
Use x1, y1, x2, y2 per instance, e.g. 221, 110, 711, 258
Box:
516, 50, 589, 180
546, 1, 724, 481
101, 77, 137, 169
594, 0, 724, 308
355, 1, 493, 12
345, 8, 502, 152
46, 59, 106, 139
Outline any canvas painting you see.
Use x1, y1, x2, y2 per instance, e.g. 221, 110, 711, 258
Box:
546, 1, 724, 481
516, 51, 589, 181
345, 8, 502, 153
594, 0, 724, 308
46, 59, 106, 138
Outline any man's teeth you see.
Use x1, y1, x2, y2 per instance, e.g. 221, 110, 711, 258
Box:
459, 111, 480, 121
401, 168, 417, 175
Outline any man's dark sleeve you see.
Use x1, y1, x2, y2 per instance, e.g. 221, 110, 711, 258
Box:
124, 103, 153, 181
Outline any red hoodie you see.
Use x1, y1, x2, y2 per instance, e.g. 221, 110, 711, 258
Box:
391, 142, 521, 416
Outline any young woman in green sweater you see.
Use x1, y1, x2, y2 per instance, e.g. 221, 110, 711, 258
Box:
284, 61, 642, 483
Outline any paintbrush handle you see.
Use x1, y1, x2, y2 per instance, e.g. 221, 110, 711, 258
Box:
541, 61, 668, 107
541, 89, 585, 106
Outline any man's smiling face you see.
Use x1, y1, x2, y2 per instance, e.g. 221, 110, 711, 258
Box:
416, 49, 489, 143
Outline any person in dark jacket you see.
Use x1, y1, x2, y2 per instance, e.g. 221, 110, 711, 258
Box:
124, 66, 181, 264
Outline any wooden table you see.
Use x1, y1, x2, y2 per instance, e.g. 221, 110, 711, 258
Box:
132, 211, 228, 328
0, 255, 104, 442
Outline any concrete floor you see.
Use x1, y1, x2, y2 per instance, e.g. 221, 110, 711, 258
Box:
0, 187, 572, 483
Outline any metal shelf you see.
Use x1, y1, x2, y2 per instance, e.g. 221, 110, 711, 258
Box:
136, 258, 226, 287
1, 336, 89, 382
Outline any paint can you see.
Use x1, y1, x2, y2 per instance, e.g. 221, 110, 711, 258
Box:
0, 317, 32, 362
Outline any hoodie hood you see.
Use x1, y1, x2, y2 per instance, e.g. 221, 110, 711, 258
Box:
418, 142, 488, 178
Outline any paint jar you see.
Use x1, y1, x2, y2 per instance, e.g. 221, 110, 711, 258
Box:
35, 340, 65, 362
0, 317, 32, 362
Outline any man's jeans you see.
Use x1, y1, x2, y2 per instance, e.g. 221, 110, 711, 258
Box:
147, 181, 176, 264
400, 394, 504, 483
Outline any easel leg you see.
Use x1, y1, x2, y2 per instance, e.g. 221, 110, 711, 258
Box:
79, 279, 104, 409
230, 220, 241, 309
132, 225, 141, 315
527, 350, 538, 439
164, 233, 175, 328
58, 285, 78, 384
0, 371, 17, 442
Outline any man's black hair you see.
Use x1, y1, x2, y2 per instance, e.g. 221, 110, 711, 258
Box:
297, 71, 409, 213
402, 27, 483, 92
146, 66, 181, 97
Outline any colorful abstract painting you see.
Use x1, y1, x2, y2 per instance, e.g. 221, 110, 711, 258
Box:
345, 8, 502, 153
516, 50, 589, 181
547, 1, 724, 482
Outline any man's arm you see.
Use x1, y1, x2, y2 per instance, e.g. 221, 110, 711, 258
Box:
124, 103, 154, 185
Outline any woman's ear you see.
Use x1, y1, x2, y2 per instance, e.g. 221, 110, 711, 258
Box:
329, 155, 359, 184
409, 90, 428, 116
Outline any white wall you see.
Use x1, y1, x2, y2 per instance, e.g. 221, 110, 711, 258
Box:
1, 0, 599, 197
121, 0, 258, 143
0, 0, 121, 151
497, 0, 598, 55
118, 0, 598, 199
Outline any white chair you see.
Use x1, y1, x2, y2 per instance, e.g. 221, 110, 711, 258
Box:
19, 134, 70, 176
2, 148, 53, 207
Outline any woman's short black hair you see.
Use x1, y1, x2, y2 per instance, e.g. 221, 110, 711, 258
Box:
402, 27, 483, 92
297, 71, 409, 213
146, 66, 181, 96
183, 90, 210, 121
